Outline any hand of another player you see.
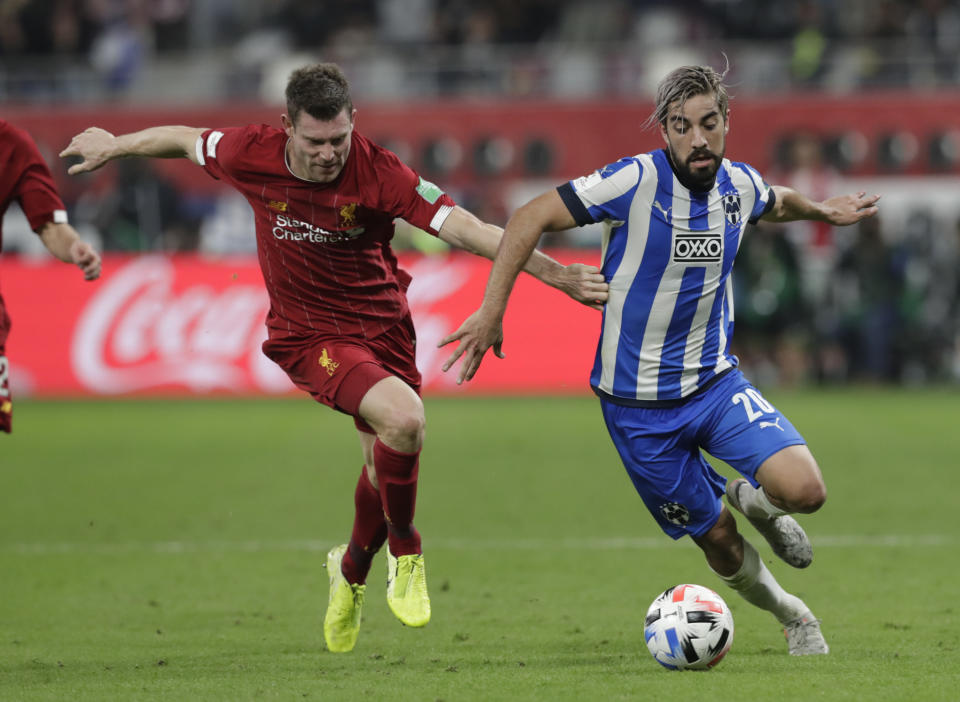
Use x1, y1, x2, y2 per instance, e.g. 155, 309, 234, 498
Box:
555, 263, 608, 310
70, 239, 102, 280
823, 191, 881, 225
60, 127, 117, 175
438, 309, 505, 384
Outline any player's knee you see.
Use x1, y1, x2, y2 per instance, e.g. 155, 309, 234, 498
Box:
791, 479, 826, 513
778, 475, 826, 514
379, 407, 425, 450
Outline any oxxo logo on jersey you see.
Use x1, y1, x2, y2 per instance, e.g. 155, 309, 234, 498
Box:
673, 232, 723, 263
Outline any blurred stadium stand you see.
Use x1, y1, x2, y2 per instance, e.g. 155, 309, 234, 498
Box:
3, 1, 960, 101
3, 0, 960, 387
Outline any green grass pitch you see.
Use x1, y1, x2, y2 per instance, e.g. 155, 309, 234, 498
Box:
1, 389, 959, 700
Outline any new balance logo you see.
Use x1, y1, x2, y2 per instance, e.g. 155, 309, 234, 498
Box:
673, 233, 722, 262
759, 418, 783, 431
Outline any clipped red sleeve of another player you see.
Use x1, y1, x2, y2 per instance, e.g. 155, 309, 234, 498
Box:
5, 126, 67, 232
17, 163, 67, 232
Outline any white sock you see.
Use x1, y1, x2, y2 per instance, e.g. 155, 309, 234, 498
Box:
715, 539, 807, 625
739, 483, 788, 519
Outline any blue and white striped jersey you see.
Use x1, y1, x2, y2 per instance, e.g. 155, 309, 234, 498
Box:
557, 148, 774, 406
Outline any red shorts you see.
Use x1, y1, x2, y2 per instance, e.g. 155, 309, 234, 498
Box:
0, 347, 11, 434
262, 316, 421, 434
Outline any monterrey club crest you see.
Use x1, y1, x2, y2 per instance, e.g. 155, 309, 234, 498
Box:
659, 502, 691, 527
722, 193, 742, 225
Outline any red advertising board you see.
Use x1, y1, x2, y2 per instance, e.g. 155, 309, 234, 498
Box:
7, 91, 960, 198
1, 252, 602, 397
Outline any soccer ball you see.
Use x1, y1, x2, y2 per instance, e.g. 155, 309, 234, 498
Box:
644, 584, 734, 670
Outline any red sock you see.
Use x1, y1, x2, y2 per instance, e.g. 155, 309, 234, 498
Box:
373, 439, 422, 556
341, 466, 387, 585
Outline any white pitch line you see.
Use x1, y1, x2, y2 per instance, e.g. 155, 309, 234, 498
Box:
0, 534, 954, 556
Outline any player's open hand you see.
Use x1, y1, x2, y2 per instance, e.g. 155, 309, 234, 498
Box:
70, 239, 102, 280
60, 127, 117, 175
556, 263, 608, 310
823, 191, 881, 226
438, 309, 505, 384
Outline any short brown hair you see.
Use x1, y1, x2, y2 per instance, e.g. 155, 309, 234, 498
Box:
285, 63, 354, 124
649, 65, 729, 129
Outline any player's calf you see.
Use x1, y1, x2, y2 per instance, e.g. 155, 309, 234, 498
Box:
727, 479, 813, 568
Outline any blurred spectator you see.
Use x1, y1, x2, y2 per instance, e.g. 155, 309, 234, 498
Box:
830, 214, 906, 382
769, 133, 841, 342
790, 0, 829, 86
894, 208, 960, 382
197, 190, 256, 255
376, 0, 437, 46
267, 0, 376, 52
732, 223, 808, 386
0, 0, 83, 55
85, 0, 150, 94
148, 0, 190, 53
78, 159, 198, 251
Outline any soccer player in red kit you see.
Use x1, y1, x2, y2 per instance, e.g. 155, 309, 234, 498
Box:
0, 120, 102, 434
61, 63, 609, 652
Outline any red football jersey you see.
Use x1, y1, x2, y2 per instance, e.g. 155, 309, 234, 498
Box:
197, 124, 456, 340
0, 120, 69, 346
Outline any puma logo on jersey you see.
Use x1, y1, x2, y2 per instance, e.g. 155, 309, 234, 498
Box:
759, 418, 783, 431
653, 200, 672, 219
318, 348, 340, 376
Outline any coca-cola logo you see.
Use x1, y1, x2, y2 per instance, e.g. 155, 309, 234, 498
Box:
403, 257, 472, 386
69, 256, 474, 395
71, 257, 292, 393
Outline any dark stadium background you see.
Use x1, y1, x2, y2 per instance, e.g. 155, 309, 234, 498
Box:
3, 0, 960, 397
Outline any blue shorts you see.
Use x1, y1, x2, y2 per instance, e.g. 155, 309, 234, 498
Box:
600, 369, 805, 540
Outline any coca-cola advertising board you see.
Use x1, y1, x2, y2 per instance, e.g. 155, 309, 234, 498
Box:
1, 253, 601, 397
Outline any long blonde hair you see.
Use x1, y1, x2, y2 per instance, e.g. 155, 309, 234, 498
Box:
645, 64, 730, 131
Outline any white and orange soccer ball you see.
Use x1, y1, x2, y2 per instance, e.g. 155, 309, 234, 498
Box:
644, 584, 734, 670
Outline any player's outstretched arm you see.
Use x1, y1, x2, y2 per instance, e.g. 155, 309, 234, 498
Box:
38, 222, 102, 281
439, 190, 572, 383
763, 185, 881, 226
60, 126, 208, 174
437, 203, 608, 309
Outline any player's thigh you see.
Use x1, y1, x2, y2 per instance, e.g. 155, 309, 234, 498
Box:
700, 374, 807, 487
350, 317, 423, 434
262, 333, 413, 437
601, 401, 725, 540
262, 336, 383, 412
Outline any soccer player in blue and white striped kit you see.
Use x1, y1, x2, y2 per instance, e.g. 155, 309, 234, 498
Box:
442, 65, 880, 655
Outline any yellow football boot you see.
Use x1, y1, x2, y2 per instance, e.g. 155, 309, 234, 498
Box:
386, 550, 430, 627
323, 544, 365, 652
